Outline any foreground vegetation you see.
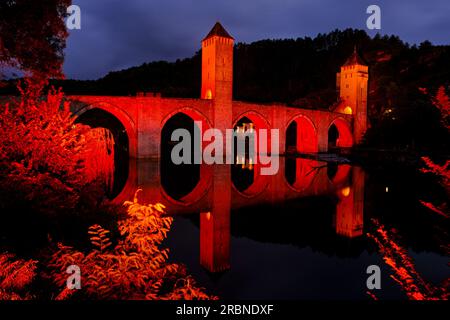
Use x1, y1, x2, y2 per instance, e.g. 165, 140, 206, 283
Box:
0, 82, 214, 300
1, 191, 213, 300
367, 87, 449, 300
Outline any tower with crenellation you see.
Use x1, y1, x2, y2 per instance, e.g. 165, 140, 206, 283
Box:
199, 22, 234, 272
201, 22, 234, 138
337, 47, 369, 144
201, 22, 234, 102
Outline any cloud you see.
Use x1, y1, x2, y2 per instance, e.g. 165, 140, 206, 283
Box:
63, 0, 450, 79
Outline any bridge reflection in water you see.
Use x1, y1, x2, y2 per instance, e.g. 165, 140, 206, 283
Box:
114, 157, 365, 273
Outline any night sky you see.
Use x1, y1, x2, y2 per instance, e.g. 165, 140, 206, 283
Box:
64, 0, 450, 80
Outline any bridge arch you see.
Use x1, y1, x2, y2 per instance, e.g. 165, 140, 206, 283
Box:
328, 117, 353, 149
160, 107, 213, 131
74, 103, 138, 197
231, 110, 270, 197
327, 163, 352, 186
232, 110, 272, 156
74, 102, 137, 158
160, 108, 213, 206
285, 158, 321, 192
232, 110, 271, 132
285, 114, 318, 153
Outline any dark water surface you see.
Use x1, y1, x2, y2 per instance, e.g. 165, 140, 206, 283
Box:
114, 157, 449, 300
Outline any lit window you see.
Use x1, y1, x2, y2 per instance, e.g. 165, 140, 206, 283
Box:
205, 89, 212, 100
343, 106, 353, 114
341, 187, 351, 197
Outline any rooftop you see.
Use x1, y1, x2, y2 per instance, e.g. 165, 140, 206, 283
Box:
343, 47, 367, 66
203, 22, 234, 41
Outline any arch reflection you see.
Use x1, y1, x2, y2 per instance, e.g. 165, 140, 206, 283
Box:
113, 158, 365, 272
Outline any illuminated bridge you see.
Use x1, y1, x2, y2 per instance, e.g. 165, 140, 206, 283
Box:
69, 22, 368, 160
68, 22, 368, 272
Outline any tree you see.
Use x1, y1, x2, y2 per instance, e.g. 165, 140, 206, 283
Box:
0, 81, 114, 217
0, 0, 71, 80
49, 190, 215, 300
0, 254, 37, 300
1, 192, 216, 300
433, 86, 450, 130
418, 87, 449, 220
367, 218, 449, 300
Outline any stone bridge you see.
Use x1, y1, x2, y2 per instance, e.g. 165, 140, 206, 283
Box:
70, 95, 355, 159
67, 22, 369, 272
68, 22, 368, 160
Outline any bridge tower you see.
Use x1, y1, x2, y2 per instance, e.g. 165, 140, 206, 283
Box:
201, 22, 234, 102
337, 47, 368, 144
335, 166, 365, 238
199, 23, 234, 272
201, 22, 234, 136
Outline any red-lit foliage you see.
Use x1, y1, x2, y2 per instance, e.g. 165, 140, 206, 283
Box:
0, 254, 37, 300
419, 201, 449, 219
0, 193, 215, 300
0, 0, 71, 80
367, 218, 449, 300
421, 157, 450, 188
48, 190, 216, 300
83, 128, 115, 193
0, 80, 209, 300
419, 156, 449, 220
433, 86, 450, 131
0, 80, 114, 215
418, 86, 450, 219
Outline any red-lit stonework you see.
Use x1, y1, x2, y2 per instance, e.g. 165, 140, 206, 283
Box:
69, 22, 368, 160
115, 157, 363, 272
68, 23, 369, 273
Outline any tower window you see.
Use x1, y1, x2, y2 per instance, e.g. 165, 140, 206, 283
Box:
344, 106, 353, 114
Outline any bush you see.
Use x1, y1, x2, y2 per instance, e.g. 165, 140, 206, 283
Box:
0, 80, 114, 217
48, 190, 215, 300
0, 253, 37, 300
